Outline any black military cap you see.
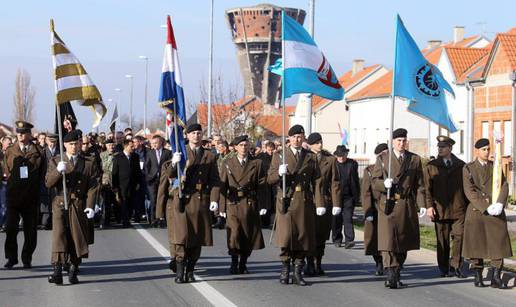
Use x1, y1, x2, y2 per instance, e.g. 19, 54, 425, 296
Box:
288, 124, 305, 136
15, 121, 34, 133
63, 130, 81, 143
231, 135, 248, 146
392, 128, 408, 139
374, 143, 388, 155
334, 145, 349, 156
474, 138, 489, 149
104, 139, 114, 145
437, 135, 455, 147
306, 132, 322, 145
186, 123, 202, 133
47, 133, 59, 140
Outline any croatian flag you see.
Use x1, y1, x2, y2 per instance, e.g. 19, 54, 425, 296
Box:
273, 11, 344, 101
159, 15, 187, 172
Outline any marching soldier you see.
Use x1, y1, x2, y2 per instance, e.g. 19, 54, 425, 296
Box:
3, 121, 45, 269
424, 136, 467, 278
305, 132, 341, 276
462, 138, 512, 288
371, 128, 426, 289
156, 123, 220, 284
99, 139, 116, 228
219, 135, 266, 274
267, 125, 323, 286
361, 143, 388, 276
46, 130, 100, 285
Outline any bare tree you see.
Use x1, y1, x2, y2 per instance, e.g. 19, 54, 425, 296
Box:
13, 69, 36, 123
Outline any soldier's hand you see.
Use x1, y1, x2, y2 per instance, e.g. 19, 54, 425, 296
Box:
219, 212, 227, 218
332, 207, 342, 215
316, 207, 326, 216
278, 164, 288, 176
57, 161, 67, 173
426, 207, 435, 219
365, 215, 374, 222
84, 208, 95, 219
209, 202, 218, 212
418, 207, 427, 218
259, 209, 267, 216
172, 152, 182, 166
383, 178, 393, 189
487, 203, 504, 216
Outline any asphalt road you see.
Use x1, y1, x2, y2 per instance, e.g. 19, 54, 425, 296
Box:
1, 225, 515, 307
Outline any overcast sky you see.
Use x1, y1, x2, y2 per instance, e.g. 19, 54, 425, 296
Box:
1, 0, 514, 132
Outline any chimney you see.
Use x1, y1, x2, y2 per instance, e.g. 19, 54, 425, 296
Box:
352, 59, 364, 76
427, 40, 442, 50
453, 26, 465, 43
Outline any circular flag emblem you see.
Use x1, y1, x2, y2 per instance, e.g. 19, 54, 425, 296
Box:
415, 63, 440, 97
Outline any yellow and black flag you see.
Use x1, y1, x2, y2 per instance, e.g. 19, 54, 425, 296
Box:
50, 19, 106, 127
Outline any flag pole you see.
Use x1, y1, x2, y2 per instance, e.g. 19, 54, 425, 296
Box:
51, 19, 69, 211
172, 101, 183, 199
386, 94, 395, 199
281, 10, 287, 199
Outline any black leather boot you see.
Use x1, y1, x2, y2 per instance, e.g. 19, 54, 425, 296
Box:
292, 261, 308, 286
474, 268, 486, 287
185, 260, 196, 283
239, 256, 249, 274
315, 256, 325, 276
375, 261, 384, 276
490, 268, 505, 289
279, 261, 290, 285
395, 266, 404, 287
169, 258, 177, 273
384, 267, 398, 289
48, 264, 63, 285
175, 260, 186, 284
68, 264, 79, 284
304, 257, 316, 276
230, 256, 239, 274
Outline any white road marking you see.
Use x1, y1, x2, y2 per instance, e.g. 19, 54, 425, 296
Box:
134, 225, 238, 307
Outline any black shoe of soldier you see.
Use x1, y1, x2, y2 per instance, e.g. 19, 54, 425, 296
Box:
22, 262, 32, 269
4, 259, 18, 269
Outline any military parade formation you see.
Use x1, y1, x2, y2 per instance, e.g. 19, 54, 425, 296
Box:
1, 120, 513, 290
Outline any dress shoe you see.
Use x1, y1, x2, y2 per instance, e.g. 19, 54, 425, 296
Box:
344, 241, 355, 249
229, 256, 239, 274
48, 264, 63, 285
239, 256, 250, 274
334, 242, 342, 248
304, 257, 316, 276
22, 262, 32, 269
4, 259, 18, 269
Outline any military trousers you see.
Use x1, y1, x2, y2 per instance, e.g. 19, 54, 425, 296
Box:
469, 258, 503, 269
4, 206, 38, 263
382, 251, 407, 268
280, 248, 306, 264
435, 218, 464, 271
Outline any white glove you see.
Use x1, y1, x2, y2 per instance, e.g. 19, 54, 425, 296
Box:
209, 202, 218, 212
487, 203, 504, 216
384, 178, 393, 189
365, 216, 374, 222
278, 164, 288, 176
418, 207, 427, 218
316, 207, 326, 216
332, 207, 342, 215
219, 212, 227, 218
84, 208, 95, 219
259, 209, 267, 216
94, 204, 101, 214
57, 161, 67, 173
171, 152, 182, 166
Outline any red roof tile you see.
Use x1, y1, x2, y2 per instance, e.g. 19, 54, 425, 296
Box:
346, 71, 392, 101
498, 33, 516, 70
444, 47, 489, 78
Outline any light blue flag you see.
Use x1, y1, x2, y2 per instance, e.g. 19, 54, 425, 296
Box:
271, 11, 344, 101
392, 15, 457, 132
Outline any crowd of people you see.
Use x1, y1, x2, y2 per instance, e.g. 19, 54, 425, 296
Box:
0, 121, 512, 290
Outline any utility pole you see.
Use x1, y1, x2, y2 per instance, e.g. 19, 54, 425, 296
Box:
306, 0, 315, 134
510, 71, 516, 195
208, 0, 214, 137
139, 55, 149, 135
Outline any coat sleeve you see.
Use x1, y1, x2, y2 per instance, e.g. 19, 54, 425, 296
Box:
86, 162, 100, 210
331, 157, 342, 208
267, 152, 280, 185
361, 167, 373, 216
143, 152, 152, 183
371, 155, 387, 194
312, 156, 324, 208
462, 165, 489, 213
45, 157, 62, 188
209, 155, 221, 204
415, 158, 426, 209
111, 157, 119, 190
256, 159, 267, 211
218, 161, 228, 213
156, 163, 171, 219
352, 160, 360, 203
423, 163, 436, 209
497, 172, 509, 206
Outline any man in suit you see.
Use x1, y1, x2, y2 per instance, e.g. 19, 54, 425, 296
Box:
267, 125, 323, 286
332, 145, 360, 249
40, 133, 60, 230
371, 128, 426, 289
3, 121, 45, 269
424, 136, 467, 278
145, 135, 171, 227
463, 138, 512, 288
133, 135, 148, 223
256, 141, 276, 228
112, 139, 143, 227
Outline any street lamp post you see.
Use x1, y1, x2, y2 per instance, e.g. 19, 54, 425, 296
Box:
208, 0, 214, 137
139, 56, 149, 136
125, 74, 134, 129
510, 71, 516, 195
114, 88, 122, 132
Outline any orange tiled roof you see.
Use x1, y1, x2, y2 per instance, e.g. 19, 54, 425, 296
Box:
346, 71, 393, 102
444, 47, 489, 78
423, 35, 486, 65
498, 33, 516, 70
456, 55, 489, 84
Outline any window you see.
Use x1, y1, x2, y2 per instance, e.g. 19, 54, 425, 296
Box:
504, 121, 512, 156
494, 121, 501, 139
460, 129, 464, 154
362, 128, 367, 154
481, 121, 489, 139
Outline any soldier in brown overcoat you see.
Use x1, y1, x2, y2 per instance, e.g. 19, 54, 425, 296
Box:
3, 121, 45, 269
219, 135, 266, 274
462, 138, 512, 289
371, 128, 426, 289
304, 132, 341, 276
46, 130, 100, 285
361, 143, 388, 276
424, 136, 467, 278
156, 123, 220, 284
267, 125, 323, 286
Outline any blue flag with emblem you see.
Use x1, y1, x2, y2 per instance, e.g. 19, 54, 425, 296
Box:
392, 15, 457, 132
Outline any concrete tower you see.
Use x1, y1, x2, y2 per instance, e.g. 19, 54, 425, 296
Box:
226, 4, 306, 107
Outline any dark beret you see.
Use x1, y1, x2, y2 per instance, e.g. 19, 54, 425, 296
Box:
436, 135, 455, 147
231, 135, 248, 146
63, 130, 81, 142
186, 123, 202, 134
333, 145, 349, 156
392, 128, 407, 139
288, 124, 305, 136
474, 138, 489, 149
15, 121, 33, 133
306, 132, 322, 145
374, 143, 388, 155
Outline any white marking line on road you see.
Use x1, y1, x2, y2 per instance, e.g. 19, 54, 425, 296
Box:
134, 225, 238, 307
